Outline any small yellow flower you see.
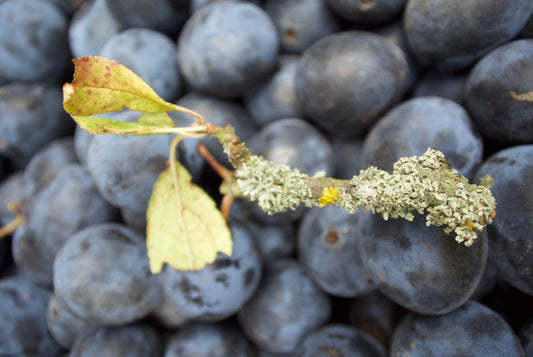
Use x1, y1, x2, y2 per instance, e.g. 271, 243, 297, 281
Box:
465, 220, 474, 229
319, 187, 342, 207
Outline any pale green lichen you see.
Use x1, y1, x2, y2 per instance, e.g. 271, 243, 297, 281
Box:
234, 148, 496, 246
235, 155, 315, 213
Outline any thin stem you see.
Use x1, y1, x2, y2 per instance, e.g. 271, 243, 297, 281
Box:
0, 213, 25, 239
169, 135, 194, 270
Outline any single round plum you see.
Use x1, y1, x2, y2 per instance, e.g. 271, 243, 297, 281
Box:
360, 212, 488, 315
53, 223, 161, 325
264, 0, 340, 53
298, 206, 376, 297
68, 0, 122, 58
178, 1, 279, 97
474, 145, 533, 296
295, 31, 408, 139
466, 39, 533, 144
390, 301, 525, 356
237, 259, 331, 354
0, 0, 70, 82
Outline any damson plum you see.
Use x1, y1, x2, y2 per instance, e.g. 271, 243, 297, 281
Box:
360, 213, 488, 315
0, 0, 70, 82
466, 40, 533, 144
264, 0, 339, 54
164, 322, 254, 357
245, 55, 303, 127
13, 164, 118, 287
327, 0, 406, 24
296, 31, 408, 139
0, 276, 62, 356
53, 223, 161, 325
237, 259, 331, 354
298, 206, 376, 297
0, 83, 74, 167
297, 324, 386, 357
100, 28, 182, 102
474, 145, 533, 296
362, 97, 483, 179
413, 70, 468, 106
404, 0, 533, 72
157, 224, 262, 322
390, 301, 525, 356
0, 172, 25, 227
178, 1, 279, 97
70, 324, 163, 357
68, 0, 122, 58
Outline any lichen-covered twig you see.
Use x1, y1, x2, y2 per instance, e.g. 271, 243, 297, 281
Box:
208, 124, 496, 246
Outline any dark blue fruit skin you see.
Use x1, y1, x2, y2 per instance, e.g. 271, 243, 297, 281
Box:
404, 0, 533, 72
12, 164, 119, 287
327, 0, 406, 24
245, 55, 303, 127
86, 110, 169, 220
0, 276, 63, 357
390, 301, 525, 356
331, 138, 364, 180
170, 92, 257, 177
0, 0, 70, 82
105, 0, 189, 36
295, 31, 408, 139
157, 224, 262, 322
297, 324, 386, 357
100, 28, 182, 102
22, 137, 78, 197
466, 40, 533, 144
53, 223, 161, 325
413, 70, 468, 106
237, 259, 331, 354
164, 322, 255, 357
264, 0, 340, 54
69, 323, 163, 357
360, 212, 488, 315
73, 126, 92, 165
298, 206, 376, 297
46, 294, 88, 349
0, 83, 74, 167
474, 145, 533, 296
362, 97, 483, 179
178, 1, 279, 97
68, 0, 122, 58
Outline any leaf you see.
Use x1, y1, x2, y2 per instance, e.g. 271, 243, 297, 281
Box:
146, 160, 233, 273
72, 113, 176, 136
63, 56, 178, 116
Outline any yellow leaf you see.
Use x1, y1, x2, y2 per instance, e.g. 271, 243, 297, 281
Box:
72, 115, 174, 136
146, 160, 233, 272
63, 56, 178, 116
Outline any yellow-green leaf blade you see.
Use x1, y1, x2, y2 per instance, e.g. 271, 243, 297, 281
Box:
138, 112, 176, 128
72, 115, 172, 136
146, 161, 233, 273
63, 56, 178, 116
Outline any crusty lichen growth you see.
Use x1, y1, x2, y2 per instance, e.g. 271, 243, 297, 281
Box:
339, 148, 496, 246
233, 148, 496, 246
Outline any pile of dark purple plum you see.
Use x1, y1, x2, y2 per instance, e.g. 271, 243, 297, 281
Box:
1, 0, 533, 356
